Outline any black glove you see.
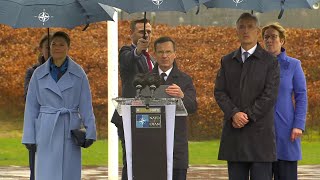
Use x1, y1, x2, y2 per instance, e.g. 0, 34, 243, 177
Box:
83, 139, 94, 148
24, 144, 37, 152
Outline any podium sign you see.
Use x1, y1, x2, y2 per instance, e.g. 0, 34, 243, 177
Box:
131, 106, 167, 180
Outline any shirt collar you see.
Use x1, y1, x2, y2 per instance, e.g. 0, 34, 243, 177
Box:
158, 66, 173, 76
241, 44, 257, 56
49, 57, 69, 71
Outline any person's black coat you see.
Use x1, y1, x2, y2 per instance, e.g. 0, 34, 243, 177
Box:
214, 44, 280, 162
152, 61, 197, 169
24, 56, 46, 98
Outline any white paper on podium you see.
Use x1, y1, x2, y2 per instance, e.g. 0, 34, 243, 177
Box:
122, 104, 176, 180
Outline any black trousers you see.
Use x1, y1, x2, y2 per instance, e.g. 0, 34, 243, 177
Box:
173, 168, 187, 180
228, 161, 272, 180
272, 160, 298, 180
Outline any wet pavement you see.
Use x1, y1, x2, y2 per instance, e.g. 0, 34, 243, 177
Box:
0, 165, 319, 179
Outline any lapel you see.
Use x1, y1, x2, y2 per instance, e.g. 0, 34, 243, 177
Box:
233, 44, 264, 90
57, 71, 73, 93
232, 47, 242, 63
150, 55, 156, 65
37, 60, 63, 98
36, 57, 82, 99
57, 57, 83, 92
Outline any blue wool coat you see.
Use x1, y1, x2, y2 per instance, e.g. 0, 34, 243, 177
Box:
275, 48, 307, 161
22, 57, 96, 180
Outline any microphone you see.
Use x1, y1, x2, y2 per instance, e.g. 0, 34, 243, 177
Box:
133, 73, 147, 98
145, 73, 161, 98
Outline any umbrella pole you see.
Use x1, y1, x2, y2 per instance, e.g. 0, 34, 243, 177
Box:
143, 12, 146, 39
47, 28, 51, 58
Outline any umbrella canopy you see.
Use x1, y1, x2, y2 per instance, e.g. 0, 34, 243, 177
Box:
101, 0, 206, 13
201, 0, 319, 12
100, 0, 210, 38
0, 0, 116, 28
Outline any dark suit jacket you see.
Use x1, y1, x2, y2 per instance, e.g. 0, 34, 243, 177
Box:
214, 44, 280, 162
111, 45, 154, 126
152, 61, 197, 169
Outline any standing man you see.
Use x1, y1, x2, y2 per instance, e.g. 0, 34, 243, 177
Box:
152, 36, 197, 180
111, 18, 154, 180
214, 13, 280, 180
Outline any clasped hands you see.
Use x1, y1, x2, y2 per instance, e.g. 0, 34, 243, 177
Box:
232, 112, 249, 128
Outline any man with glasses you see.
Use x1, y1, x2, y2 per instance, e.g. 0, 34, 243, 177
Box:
111, 18, 154, 180
214, 13, 280, 180
152, 36, 197, 180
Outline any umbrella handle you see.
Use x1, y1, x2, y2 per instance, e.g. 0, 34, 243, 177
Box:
195, 6, 200, 15
82, 24, 90, 31
47, 28, 51, 58
278, 0, 285, 19
143, 12, 147, 39
195, 0, 200, 15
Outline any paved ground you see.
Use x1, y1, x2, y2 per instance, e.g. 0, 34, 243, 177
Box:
0, 165, 319, 179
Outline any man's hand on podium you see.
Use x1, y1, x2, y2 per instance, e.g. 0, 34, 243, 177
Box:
165, 84, 184, 98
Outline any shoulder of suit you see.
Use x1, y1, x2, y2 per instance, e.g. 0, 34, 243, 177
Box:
120, 45, 134, 52
285, 55, 301, 64
33, 61, 47, 77
172, 68, 192, 80
68, 58, 86, 78
221, 49, 238, 62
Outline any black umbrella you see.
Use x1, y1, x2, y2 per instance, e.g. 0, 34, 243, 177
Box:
200, 0, 320, 19
0, 0, 116, 55
99, 0, 210, 38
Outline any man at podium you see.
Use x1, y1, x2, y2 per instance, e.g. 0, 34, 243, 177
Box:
151, 36, 198, 180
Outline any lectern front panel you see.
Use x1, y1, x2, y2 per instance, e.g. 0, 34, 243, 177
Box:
131, 106, 167, 180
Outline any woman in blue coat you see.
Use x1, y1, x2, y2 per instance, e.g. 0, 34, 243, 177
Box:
262, 23, 307, 180
22, 31, 96, 180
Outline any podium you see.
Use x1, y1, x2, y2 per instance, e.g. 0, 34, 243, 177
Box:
113, 97, 187, 180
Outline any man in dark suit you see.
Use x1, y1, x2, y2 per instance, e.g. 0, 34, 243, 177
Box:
152, 36, 197, 180
214, 13, 280, 180
111, 18, 154, 180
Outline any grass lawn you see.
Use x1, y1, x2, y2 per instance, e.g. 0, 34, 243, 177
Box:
1, 109, 319, 166
1, 138, 320, 166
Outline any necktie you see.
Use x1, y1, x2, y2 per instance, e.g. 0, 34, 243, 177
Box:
243, 51, 249, 62
160, 73, 167, 85
143, 51, 153, 72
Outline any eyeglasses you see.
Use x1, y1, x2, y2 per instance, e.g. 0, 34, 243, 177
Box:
156, 50, 174, 56
263, 34, 279, 40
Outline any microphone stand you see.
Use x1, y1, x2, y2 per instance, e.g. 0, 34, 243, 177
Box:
149, 84, 156, 99
135, 84, 143, 98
